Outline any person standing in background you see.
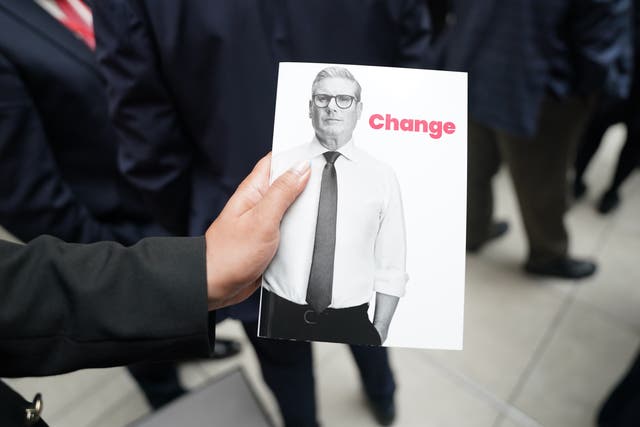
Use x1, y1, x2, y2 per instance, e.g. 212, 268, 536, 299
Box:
573, 0, 640, 215
0, 0, 239, 411
440, 0, 632, 279
93, 1, 432, 425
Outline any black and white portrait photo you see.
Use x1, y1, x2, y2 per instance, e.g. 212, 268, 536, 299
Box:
260, 66, 408, 346
260, 63, 467, 350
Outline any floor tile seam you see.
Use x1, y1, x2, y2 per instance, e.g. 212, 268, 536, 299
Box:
569, 209, 617, 260
492, 406, 548, 427
569, 293, 640, 338
418, 352, 543, 427
499, 289, 576, 422
47, 370, 124, 421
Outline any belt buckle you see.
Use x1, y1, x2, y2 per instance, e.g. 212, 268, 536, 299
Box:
303, 309, 318, 325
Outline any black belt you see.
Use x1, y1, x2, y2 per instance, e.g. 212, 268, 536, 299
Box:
265, 290, 369, 325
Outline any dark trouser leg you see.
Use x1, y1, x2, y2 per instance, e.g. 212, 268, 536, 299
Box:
349, 345, 396, 406
467, 120, 502, 247
242, 321, 318, 427
127, 362, 184, 409
574, 98, 622, 182
496, 96, 593, 265
608, 110, 640, 193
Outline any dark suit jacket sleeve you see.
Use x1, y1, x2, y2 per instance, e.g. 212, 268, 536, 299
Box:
571, 0, 632, 98
93, 0, 192, 235
0, 53, 130, 244
0, 235, 215, 377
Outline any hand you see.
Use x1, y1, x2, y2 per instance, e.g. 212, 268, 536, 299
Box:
204, 153, 310, 310
374, 322, 389, 344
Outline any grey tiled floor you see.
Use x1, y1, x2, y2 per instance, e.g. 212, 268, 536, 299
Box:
2, 124, 639, 426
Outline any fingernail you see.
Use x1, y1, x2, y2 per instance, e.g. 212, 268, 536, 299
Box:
290, 160, 310, 176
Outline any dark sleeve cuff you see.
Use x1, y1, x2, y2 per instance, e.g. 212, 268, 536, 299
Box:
0, 235, 216, 376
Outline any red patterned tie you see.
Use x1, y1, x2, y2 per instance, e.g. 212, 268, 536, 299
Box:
55, 0, 95, 50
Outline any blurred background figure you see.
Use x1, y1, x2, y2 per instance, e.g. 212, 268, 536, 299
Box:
439, 0, 632, 279
93, 1, 432, 425
0, 0, 239, 411
573, 1, 640, 215
425, 0, 451, 42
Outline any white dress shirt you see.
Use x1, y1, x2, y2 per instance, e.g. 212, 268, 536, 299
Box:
264, 137, 408, 308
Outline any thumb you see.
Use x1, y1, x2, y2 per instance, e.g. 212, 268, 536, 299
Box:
254, 160, 310, 225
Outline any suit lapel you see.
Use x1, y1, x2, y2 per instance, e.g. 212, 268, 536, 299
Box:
1, 0, 99, 75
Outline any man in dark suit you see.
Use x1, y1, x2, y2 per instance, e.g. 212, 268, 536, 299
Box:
0, 156, 309, 426
439, 0, 631, 279
93, 1, 432, 425
0, 0, 238, 410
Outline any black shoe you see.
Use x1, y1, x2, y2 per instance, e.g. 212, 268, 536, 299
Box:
367, 398, 396, 426
524, 257, 597, 279
597, 190, 620, 214
573, 179, 587, 199
467, 221, 509, 253
211, 338, 242, 359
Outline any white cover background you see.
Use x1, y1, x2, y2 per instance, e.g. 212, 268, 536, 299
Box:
267, 62, 467, 350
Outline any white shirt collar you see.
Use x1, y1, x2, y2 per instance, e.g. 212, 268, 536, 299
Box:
309, 136, 360, 162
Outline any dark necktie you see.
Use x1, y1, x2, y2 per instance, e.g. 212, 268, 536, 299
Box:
306, 151, 341, 313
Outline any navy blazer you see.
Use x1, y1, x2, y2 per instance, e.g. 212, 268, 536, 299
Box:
437, 0, 632, 137
93, 0, 432, 237
0, 0, 167, 245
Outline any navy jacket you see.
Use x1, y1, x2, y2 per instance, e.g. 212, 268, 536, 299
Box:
438, 0, 632, 137
93, 0, 432, 238
0, 0, 167, 245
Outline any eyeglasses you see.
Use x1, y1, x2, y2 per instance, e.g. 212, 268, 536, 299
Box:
312, 94, 357, 109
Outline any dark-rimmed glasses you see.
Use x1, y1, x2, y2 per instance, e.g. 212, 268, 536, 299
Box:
312, 94, 357, 109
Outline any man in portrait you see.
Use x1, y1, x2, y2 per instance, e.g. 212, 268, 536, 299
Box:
261, 66, 408, 346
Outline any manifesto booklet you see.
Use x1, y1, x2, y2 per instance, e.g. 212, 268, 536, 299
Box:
258, 62, 467, 350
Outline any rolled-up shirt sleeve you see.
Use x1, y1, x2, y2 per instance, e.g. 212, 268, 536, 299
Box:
373, 170, 409, 297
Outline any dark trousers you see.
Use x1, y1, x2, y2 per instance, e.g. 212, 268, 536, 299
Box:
467, 96, 593, 265
259, 290, 381, 346
575, 92, 640, 195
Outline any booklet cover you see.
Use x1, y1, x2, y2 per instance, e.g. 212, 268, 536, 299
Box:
258, 62, 467, 350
